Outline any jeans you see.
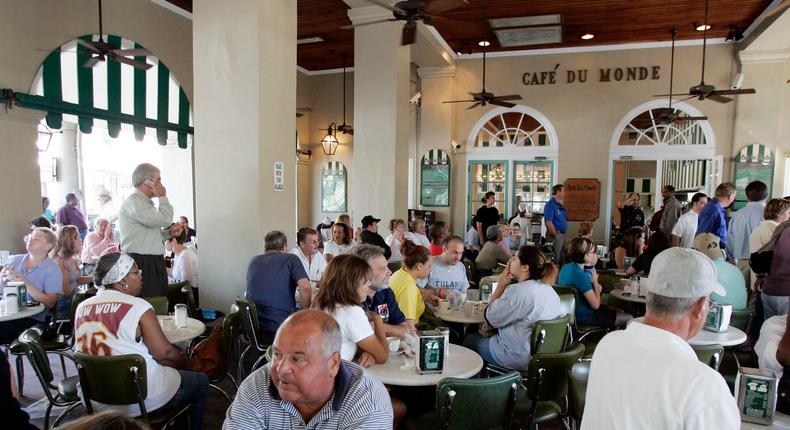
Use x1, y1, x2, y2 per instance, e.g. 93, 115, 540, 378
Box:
463, 334, 498, 365
762, 293, 789, 321
153, 370, 209, 430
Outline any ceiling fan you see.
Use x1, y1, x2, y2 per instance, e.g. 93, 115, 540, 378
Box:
342, 0, 469, 45
657, 28, 708, 125
653, 0, 754, 104
75, 0, 152, 70
442, 0, 522, 109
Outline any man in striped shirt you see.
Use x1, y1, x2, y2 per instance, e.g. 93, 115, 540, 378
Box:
223, 310, 393, 429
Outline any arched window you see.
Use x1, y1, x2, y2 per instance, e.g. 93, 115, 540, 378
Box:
420, 149, 450, 207
322, 161, 347, 213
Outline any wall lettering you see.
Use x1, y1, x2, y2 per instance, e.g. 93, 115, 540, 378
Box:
523, 65, 661, 85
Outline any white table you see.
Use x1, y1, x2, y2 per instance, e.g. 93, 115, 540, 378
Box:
366, 344, 484, 386
434, 308, 484, 324
160, 317, 206, 344
0, 301, 44, 322
610, 288, 647, 304
741, 412, 790, 429
629, 317, 748, 347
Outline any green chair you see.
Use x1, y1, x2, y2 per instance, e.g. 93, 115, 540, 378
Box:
557, 289, 609, 350
9, 329, 81, 430
74, 352, 191, 429
568, 361, 590, 430
202, 311, 242, 403
388, 261, 403, 273
463, 258, 477, 286
435, 371, 522, 430
142, 296, 169, 315
730, 307, 754, 333
515, 343, 586, 429
166, 281, 200, 319
235, 298, 271, 379
531, 314, 571, 354
692, 344, 724, 370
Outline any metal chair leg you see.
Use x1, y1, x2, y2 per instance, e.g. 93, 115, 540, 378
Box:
210, 383, 233, 404
237, 345, 250, 383
16, 355, 24, 397
44, 402, 53, 430
251, 353, 267, 373
52, 402, 81, 429
59, 354, 67, 376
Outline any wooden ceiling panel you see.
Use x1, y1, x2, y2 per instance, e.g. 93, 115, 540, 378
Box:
166, 0, 773, 71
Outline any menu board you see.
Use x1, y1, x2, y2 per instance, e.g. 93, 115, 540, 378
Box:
733, 144, 774, 211
564, 178, 601, 221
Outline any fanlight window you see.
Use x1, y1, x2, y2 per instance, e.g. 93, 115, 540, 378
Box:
618, 108, 707, 147
474, 112, 548, 148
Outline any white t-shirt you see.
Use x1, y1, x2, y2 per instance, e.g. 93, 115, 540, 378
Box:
510, 216, 531, 240
755, 314, 786, 378
385, 235, 403, 261
289, 247, 327, 282
326, 304, 374, 361
750, 219, 780, 253
582, 322, 740, 430
74, 289, 180, 415
404, 232, 431, 248
671, 210, 699, 248
323, 240, 355, 258
172, 247, 199, 289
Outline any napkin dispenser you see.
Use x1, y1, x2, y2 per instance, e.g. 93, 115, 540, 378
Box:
416, 330, 445, 374
704, 301, 732, 333
735, 367, 778, 425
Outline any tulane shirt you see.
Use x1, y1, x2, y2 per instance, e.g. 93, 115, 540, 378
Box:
425, 260, 469, 292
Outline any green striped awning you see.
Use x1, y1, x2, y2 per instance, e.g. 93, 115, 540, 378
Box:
323, 161, 347, 176
422, 149, 450, 165
27, 34, 193, 148
737, 144, 773, 164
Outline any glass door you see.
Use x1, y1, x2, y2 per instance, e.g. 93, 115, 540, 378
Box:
468, 161, 508, 225
513, 161, 553, 214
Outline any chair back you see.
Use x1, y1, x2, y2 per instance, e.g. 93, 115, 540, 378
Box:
531, 314, 571, 354
235, 298, 264, 347
568, 361, 590, 421
523, 343, 585, 403
388, 261, 403, 273
437, 371, 522, 430
730, 307, 754, 332
557, 293, 576, 325
221, 311, 243, 372
70, 291, 90, 323
692, 344, 724, 370
74, 352, 148, 412
142, 296, 169, 315
11, 329, 54, 383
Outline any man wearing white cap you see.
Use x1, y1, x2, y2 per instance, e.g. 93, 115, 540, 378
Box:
582, 247, 739, 430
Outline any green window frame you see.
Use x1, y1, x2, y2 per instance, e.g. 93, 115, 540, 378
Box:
420, 149, 451, 207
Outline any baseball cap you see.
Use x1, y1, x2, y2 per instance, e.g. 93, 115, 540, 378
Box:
485, 225, 502, 240
647, 247, 726, 298
692, 233, 725, 261
361, 215, 381, 227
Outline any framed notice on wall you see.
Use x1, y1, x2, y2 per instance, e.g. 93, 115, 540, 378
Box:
733, 144, 774, 211
564, 178, 601, 221
420, 149, 450, 207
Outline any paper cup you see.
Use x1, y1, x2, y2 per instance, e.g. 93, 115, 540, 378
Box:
437, 299, 449, 312
387, 336, 401, 352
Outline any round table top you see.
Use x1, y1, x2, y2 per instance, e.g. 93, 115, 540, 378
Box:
629, 317, 747, 347
434, 307, 485, 324
741, 412, 790, 429
366, 344, 484, 386
160, 317, 205, 344
610, 288, 648, 304
0, 301, 45, 322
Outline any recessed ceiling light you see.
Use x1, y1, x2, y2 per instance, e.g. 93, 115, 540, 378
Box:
478, 40, 491, 47
695, 23, 711, 31
581, 33, 594, 40
297, 34, 329, 45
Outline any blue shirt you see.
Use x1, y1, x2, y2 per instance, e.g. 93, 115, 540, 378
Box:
696, 199, 728, 250
363, 288, 406, 326
8, 254, 62, 322
557, 263, 594, 323
726, 201, 765, 260
544, 197, 568, 234
709, 258, 748, 310
246, 252, 308, 332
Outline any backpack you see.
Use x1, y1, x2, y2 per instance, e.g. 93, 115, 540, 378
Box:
750, 221, 790, 275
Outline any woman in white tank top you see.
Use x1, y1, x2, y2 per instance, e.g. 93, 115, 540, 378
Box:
74, 253, 208, 429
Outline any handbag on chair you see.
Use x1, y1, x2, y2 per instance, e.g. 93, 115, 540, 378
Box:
189, 325, 224, 379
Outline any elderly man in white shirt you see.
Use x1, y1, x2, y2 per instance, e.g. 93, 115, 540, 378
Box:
671, 192, 708, 248
582, 247, 740, 430
289, 227, 327, 283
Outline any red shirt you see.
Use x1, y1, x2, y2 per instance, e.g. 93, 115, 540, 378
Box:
428, 243, 443, 256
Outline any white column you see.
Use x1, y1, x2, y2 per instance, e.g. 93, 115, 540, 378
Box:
193, 0, 297, 311
348, 3, 411, 222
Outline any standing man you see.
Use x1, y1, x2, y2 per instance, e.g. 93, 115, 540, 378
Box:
659, 185, 682, 238
544, 184, 568, 264
289, 227, 327, 283
696, 182, 737, 254
617, 193, 645, 233
360, 215, 391, 260
475, 191, 500, 245
424, 236, 470, 294
727, 180, 767, 286
582, 247, 739, 429
671, 192, 708, 248
56, 192, 88, 239
247, 231, 311, 342
118, 163, 180, 297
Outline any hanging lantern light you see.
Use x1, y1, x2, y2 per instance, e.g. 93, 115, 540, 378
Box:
321, 123, 339, 156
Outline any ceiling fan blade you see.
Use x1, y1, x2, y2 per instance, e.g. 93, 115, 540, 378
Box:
489, 100, 517, 108
653, 93, 692, 97
679, 95, 698, 102
402, 21, 417, 45
83, 56, 102, 68
442, 99, 477, 103
425, 0, 470, 14
75, 38, 101, 53
112, 48, 151, 57
491, 94, 522, 101
466, 102, 483, 110
340, 19, 397, 30
110, 53, 153, 70
710, 88, 756, 96
675, 116, 709, 121
706, 94, 733, 103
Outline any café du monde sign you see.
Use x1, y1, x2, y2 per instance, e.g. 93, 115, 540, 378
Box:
522, 64, 661, 85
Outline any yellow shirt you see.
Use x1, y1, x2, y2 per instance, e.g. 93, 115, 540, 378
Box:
389, 269, 425, 322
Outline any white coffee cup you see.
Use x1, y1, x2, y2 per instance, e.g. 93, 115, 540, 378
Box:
159, 316, 176, 331
4, 294, 18, 314
387, 336, 401, 352
437, 299, 449, 312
